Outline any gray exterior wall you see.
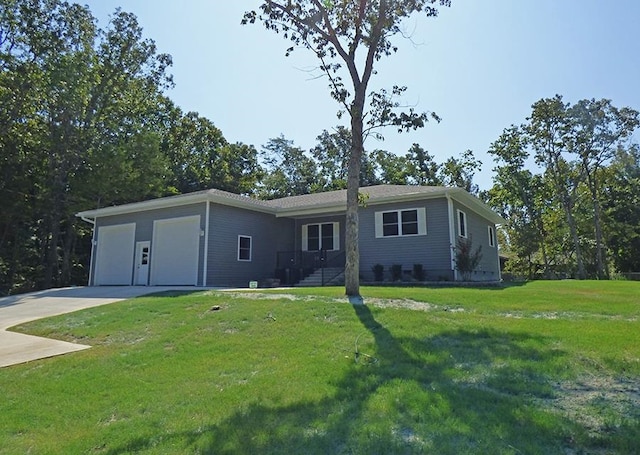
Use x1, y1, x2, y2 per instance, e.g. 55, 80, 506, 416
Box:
92, 203, 207, 285
87, 193, 500, 287
451, 200, 500, 282
206, 204, 294, 287
359, 198, 454, 281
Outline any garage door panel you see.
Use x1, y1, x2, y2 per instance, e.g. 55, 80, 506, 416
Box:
94, 223, 135, 285
151, 215, 200, 285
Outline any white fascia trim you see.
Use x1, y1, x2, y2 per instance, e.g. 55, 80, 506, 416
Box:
76, 192, 275, 219
447, 188, 506, 225
274, 205, 347, 218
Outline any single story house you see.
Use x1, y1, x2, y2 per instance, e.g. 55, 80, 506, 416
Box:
76, 185, 505, 287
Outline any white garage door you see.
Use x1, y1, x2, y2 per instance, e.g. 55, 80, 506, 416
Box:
151, 215, 200, 285
94, 223, 136, 285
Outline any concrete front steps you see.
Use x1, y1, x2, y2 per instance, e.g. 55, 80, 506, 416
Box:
296, 267, 345, 286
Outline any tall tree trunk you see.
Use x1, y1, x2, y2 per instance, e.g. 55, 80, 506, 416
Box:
345, 106, 364, 298
584, 168, 607, 279
560, 193, 586, 279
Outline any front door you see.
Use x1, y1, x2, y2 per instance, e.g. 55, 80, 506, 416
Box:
134, 241, 151, 285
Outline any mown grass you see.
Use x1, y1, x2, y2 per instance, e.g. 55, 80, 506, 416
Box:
1, 281, 638, 454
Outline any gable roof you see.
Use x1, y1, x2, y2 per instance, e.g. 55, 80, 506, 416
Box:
76, 185, 505, 224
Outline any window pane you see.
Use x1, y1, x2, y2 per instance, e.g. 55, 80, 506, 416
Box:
382, 211, 399, 237
459, 211, 466, 237
382, 212, 398, 224
307, 224, 320, 251
308, 224, 319, 238
321, 224, 334, 250
308, 237, 320, 251
383, 224, 399, 236
401, 210, 417, 222
238, 236, 251, 260
401, 210, 418, 235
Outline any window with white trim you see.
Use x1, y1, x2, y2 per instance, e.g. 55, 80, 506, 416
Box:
375, 208, 426, 238
302, 222, 339, 251
238, 235, 252, 261
457, 209, 467, 238
488, 226, 495, 247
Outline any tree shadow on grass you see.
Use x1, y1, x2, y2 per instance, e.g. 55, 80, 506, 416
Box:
106, 302, 586, 454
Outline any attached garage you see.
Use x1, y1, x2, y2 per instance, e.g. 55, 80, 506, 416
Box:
94, 223, 136, 285
150, 215, 201, 285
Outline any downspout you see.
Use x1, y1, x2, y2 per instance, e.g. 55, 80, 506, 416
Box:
445, 193, 458, 281
202, 201, 210, 287
496, 224, 503, 282
80, 216, 96, 286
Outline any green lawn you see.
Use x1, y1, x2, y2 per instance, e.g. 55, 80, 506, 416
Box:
1, 281, 639, 454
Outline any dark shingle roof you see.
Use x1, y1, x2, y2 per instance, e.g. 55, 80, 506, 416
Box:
77, 184, 505, 224
266, 185, 445, 209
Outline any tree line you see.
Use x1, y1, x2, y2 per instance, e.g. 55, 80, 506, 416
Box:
2, 1, 639, 295
0, 0, 472, 295
485, 95, 640, 280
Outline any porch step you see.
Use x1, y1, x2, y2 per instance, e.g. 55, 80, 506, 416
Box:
296, 267, 345, 287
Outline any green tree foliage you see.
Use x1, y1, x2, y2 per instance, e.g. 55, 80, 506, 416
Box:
603, 145, 640, 273
259, 135, 319, 199
0, 1, 262, 295
439, 149, 481, 195
487, 96, 640, 280
160, 105, 262, 195
243, 0, 450, 296
311, 127, 378, 190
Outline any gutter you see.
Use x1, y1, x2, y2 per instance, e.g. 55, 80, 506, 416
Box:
445, 192, 458, 281
79, 215, 96, 286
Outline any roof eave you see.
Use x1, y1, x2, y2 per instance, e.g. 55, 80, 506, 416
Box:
76, 191, 275, 220
446, 188, 506, 225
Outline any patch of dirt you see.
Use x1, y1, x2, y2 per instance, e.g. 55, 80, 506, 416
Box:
540, 375, 640, 438
213, 291, 460, 313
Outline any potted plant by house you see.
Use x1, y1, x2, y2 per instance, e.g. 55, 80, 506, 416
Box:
372, 264, 384, 282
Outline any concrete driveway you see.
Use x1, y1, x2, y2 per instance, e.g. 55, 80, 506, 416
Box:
0, 286, 207, 368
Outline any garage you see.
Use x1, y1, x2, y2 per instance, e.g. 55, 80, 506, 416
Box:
94, 223, 136, 285
150, 215, 200, 285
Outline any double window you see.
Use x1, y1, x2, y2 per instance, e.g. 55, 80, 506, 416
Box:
375, 208, 426, 238
238, 235, 252, 261
302, 222, 339, 251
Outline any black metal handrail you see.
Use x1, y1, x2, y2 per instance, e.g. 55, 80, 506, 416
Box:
321, 250, 346, 286
276, 249, 346, 285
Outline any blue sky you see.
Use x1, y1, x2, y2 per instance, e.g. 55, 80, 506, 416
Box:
83, 0, 640, 190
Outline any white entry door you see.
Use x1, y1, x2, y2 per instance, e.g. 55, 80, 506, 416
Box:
134, 241, 151, 285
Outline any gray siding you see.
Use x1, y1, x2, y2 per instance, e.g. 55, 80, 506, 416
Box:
452, 200, 500, 281
360, 198, 454, 281
92, 203, 207, 285
207, 204, 294, 287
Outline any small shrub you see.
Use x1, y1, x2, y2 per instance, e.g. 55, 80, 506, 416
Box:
372, 264, 384, 282
390, 264, 402, 282
455, 235, 483, 281
413, 264, 425, 281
